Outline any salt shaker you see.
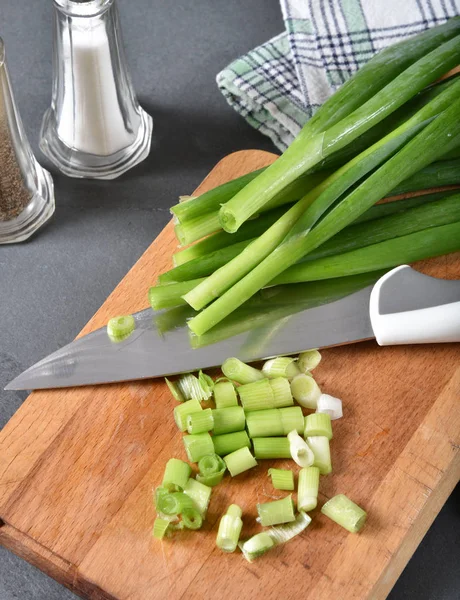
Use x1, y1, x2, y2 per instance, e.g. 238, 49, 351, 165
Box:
40, 0, 153, 180
0, 39, 55, 244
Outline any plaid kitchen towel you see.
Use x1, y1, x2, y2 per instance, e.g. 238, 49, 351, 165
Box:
217, 0, 460, 151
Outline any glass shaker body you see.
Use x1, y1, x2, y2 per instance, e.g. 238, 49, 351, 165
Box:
40, 0, 153, 179
0, 39, 55, 244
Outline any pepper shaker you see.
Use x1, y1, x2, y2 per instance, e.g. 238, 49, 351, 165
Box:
0, 39, 55, 244
40, 0, 153, 179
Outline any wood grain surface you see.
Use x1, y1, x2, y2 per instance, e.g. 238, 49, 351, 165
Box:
0, 150, 459, 600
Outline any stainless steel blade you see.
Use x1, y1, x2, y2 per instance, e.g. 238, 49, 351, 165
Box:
5, 285, 375, 390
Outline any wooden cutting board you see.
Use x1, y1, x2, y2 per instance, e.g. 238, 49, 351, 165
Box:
0, 150, 459, 600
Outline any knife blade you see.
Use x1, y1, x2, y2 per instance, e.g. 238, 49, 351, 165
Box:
6, 266, 460, 390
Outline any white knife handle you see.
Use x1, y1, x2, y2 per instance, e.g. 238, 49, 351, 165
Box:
369, 265, 460, 346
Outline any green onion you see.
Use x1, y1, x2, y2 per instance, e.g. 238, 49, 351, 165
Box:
253, 437, 291, 459
183, 478, 212, 515
182, 433, 214, 463
288, 430, 315, 467
276, 220, 460, 285
155, 491, 181, 516
196, 454, 226, 487
154, 486, 169, 510
187, 408, 214, 434
213, 379, 238, 408
268, 510, 312, 545
290, 374, 321, 409
223, 446, 258, 476
221, 357, 264, 384
240, 532, 275, 562
170, 204, 293, 268
107, 315, 135, 341
174, 399, 202, 432
268, 468, 294, 491
237, 379, 274, 411
198, 370, 214, 399
304, 413, 333, 440
390, 157, 460, 195
152, 517, 170, 540
307, 436, 332, 475
212, 430, 251, 456
174, 212, 221, 246
181, 507, 203, 530
246, 407, 304, 438
148, 279, 205, 310
187, 79, 460, 336
317, 394, 343, 420
262, 357, 301, 380
217, 32, 460, 234
216, 504, 243, 552
211, 407, 246, 435
169, 492, 198, 513
269, 377, 295, 408
297, 350, 321, 372
321, 494, 367, 533
165, 378, 186, 402
171, 169, 265, 223
298, 467, 320, 512
257, 495, 295, 526
162, 458, 192, 492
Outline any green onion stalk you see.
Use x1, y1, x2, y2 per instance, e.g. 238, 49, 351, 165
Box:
187, 92, 460, 335
218, 29, 460, 233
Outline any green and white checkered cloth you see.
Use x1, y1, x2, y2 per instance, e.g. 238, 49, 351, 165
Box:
217, 0, 460, 151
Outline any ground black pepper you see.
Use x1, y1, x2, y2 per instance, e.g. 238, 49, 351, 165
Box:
0, 116, 32, 221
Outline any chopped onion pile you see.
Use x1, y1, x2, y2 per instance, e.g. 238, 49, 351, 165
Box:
152, 348, 367, 560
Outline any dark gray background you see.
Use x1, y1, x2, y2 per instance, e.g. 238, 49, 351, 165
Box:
0, 1, 458, 598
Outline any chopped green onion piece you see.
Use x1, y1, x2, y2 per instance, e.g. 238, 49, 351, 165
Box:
288, 430, 315, 467
183, 478, 212, 515
198, 370, 214, 399
183, 432, 214, 463
165, 378, 186, 402
290, 374, 322, 409
152, 517, 170, 540
196, 454, 226, 487
187, 408, 214, 434
268, 468, 294, 491
212, 430, 251, 456
221, 357, 264, 384
298, 467, 320, 512
317, 394, 343, 420
297, 350, 321, 372
107, 315, 135, 341
169, 492, 198, 512
177, 373, 209, 402
174, 399, 202, 432
304, 413, 333, 440
154, 486, 169, 510
162, 458, 192, 492
211, 406, 246, 435
224, 446, 258, 477
262, 357, 301, 380
269, 377, 295, 408
240, 532, 275, 562
156, 491, 181, 516
257, 495, 295, 526
246, 407, 304, 438
253, 437, 291, 459
216, 504, 243, 552
181, 507, 203, 530
321, 494, 367, 533
268, 510, 312, 545
238, 379, 275, 411
213, 379, 238, 408
306, 436, 332, 475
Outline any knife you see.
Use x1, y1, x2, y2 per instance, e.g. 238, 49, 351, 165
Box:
5, 266, 460, 391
